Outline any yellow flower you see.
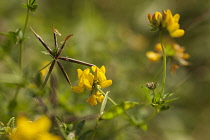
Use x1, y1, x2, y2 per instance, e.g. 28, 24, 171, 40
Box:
72, 66, 112, 93
148, 12, 162, 28
173, 43, 190, 66
154, 43, 162, 52
146, 42, 190, 66
95, 91, 104, 104
72, 66, 112, 106
86, 91, 104, 106
146, 51, 161, 62
72, 68, 93, 93
86, 94, 98, 106
148, 9, 185, 38
91, 66, 112, 89
9, 116, 61, 140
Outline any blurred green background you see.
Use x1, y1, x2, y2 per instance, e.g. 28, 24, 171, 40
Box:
1, 0, 210, 140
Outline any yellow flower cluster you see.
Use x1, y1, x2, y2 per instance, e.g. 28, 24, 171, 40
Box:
86, 91, 105, 106
148, 9, 185, 38
147, 43, 189, 64
72, 66, 112, 106
9, 116, 61, 140
146, 42, 190, 74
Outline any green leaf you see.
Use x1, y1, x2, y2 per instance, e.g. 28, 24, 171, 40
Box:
139, 124, 148, 131
22, 0, 38, 12
21, 4, 28, 9
28, 0, 38, 12
7, 117, 15, 128
55, 116, 67, 131
41, 51, 51, 56
76, 120, 85, 136
150, 28, 158, 32
0, 29, 23, 44
28, 4, 38, 12
162, 92, 174, 99
164, 97, 179, 104
102, 101, 139, 120
29, 0, 36, 5
152, 92, 161, 104
100, 91, 109, 115
160, 105, 170, 111
67, 123, 74, 132
78, 130, 93, 140
140, 86, 152, 103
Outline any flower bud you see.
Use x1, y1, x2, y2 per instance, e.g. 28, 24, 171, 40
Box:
146, 82, 158, 90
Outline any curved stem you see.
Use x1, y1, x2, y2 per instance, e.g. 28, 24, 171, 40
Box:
159, 30, 166, 96
141, 110, 158, 125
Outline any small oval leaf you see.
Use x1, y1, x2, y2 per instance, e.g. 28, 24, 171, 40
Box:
76, 120, 85, 135
102, 101, 139, 120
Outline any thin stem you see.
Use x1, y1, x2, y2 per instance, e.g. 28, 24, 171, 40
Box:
91, 118, 99, 140
57, 61, 72, 86
41, 60, 56, 89
52, 25, 59, 51
34, 61, 53, 77
31, 27, 53, 55
12, 0, 30, 111
19, 0, 30, 71
140, 110, 158, 125
97, 87, 117, 105
56, 121, 69, 140
159, 30, 166, 96
58, 57, 95, 67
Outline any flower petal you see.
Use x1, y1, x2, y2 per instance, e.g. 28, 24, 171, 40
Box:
100, 65, 106, 74
98, 71, 107, 83
91, 66, 97, 72
100, 80, 112, 88
84, 78, 93, 90
72, 86, 85, 93
86, 95, 98, 106
170, 29, 185, 38
146, 51, 161, 62
77, 69, 83, 78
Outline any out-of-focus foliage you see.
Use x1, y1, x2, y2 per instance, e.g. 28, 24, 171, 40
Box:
1, 0, 210, 140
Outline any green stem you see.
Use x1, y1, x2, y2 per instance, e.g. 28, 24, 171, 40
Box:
12, 0, 30, 111
97, 87, 117, 105
56, 121, 69, 140
91, 118, 99, 140
159, 30, 166, 96
91, 87, 117, 140
141, 110, 158, 125
19, 0, 30, 72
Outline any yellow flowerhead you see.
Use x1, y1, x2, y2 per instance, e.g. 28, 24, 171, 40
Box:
72, 68, 93, 93
86, 91, 105, 106
9, 116, 61, 140
91, 65, 112, 89
148, 9, 185, 38
72, 66, 112, 106
146, 51, 161, 62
